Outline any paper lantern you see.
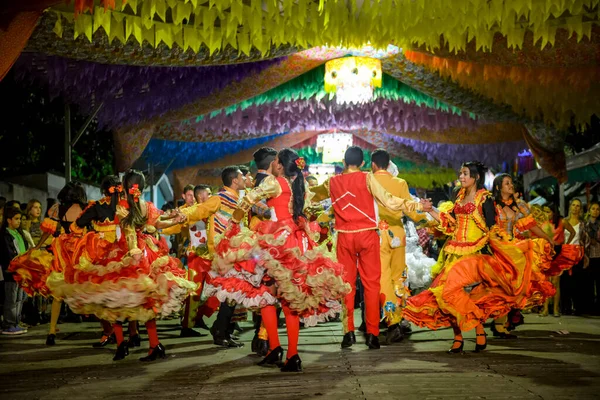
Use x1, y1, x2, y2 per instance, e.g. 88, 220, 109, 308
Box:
325, 57, 382, 104
316, 133, 354, 163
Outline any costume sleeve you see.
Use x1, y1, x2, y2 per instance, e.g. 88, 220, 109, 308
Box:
145, 202, 162, 227
437, 201, 456, 235
481, 197, 497, 229
396, 179, 427, 222
74, 201, 98, 229
40, 203, 60, 235
309, 178, 330, 202
366, 173, 423, 214
303, 180, 316, 212
239, 175, 282, 212
161, 222, 183, 236
40, 217, 59, 235
180, 196, 221, 224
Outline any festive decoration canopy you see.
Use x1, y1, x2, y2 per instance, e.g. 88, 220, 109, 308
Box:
3, 0, 599, 191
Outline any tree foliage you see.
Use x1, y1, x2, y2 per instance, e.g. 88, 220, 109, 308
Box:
0, 72, 115, 184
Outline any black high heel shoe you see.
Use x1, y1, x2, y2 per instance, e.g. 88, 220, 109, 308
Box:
257, 346, 283, 367
280, 354, 302, 372
447, 339, 464, 354
127, 334, 141, 348
113, 342, 129, 361
93, 333, 115, 348
474, 333, 487, 353
139, 343, 166, 362
46, 334, 56, 346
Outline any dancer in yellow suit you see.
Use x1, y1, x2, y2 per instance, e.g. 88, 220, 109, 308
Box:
370, 149, 427, 345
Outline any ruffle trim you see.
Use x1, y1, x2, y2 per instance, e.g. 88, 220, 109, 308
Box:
443, 235, 488, 256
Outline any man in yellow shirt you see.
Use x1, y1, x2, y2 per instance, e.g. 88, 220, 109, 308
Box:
371, 149, 427, 345
167, 166, 247, 347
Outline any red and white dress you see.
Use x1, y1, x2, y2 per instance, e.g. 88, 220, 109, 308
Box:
204, 175, 350, 326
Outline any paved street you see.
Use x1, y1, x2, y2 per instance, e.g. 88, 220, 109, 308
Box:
1, 313, 599, 400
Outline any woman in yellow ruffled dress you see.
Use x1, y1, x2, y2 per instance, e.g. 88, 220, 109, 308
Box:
403, 163, 554, 353
9, 182, 87, 346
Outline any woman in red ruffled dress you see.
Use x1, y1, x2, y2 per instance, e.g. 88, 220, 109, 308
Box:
49, 170, 196, 361
204, 149, 350, 372
9, 182, 87, 345
403, 163, 554, 353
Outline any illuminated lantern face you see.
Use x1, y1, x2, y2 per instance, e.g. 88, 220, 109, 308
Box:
325, 57, 382, 105
317, 133, 354, 164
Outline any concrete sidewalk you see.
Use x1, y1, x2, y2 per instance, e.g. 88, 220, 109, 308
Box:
1, 314, 599, 400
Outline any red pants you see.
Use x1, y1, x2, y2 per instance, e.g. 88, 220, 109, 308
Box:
337, 230, 381, 336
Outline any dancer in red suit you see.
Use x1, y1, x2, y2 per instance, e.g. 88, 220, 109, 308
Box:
312, 146, 431, 349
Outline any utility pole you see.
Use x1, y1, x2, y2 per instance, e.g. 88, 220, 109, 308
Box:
64, 102, 104, 184
64, 103, 71, 183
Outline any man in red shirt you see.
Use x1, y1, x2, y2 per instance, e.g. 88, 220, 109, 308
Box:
312, 146, 432, 349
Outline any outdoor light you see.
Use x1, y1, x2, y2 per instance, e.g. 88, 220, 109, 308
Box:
324, 56, 382, 105
316, 132, 354, 164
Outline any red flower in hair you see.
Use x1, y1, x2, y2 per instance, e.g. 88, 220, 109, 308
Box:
295, 157, 306, 170
128, 184, 142, 202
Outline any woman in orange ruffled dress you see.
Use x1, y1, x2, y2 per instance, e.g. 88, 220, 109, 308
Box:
547, 199, 587, 277
489, 174, 555, 338
48, 170, 196, 362
205, 149, 350, 372
48, 176, 139, 349
537, 204, 572, 317
403, 163, 554, 353
9, 182, 87, 346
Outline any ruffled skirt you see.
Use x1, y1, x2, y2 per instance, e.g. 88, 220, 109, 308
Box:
47, 232, 197, 323
8, 234, 79, 297
545, 244, 584, 277
204, 221, 350, 327
403, 237, 554, 332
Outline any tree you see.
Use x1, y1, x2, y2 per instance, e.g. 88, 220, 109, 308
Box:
0, 71, 115, 183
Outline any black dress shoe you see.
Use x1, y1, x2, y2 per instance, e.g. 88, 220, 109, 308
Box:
213, 336, 244, 348
93, 333, 115, 348
127, 334, 141, 347
365, 333, 380, 349
113, 342, 129, 361
46, 334, 56, 346
280, 354, 302, 372
139, 343, 166, 362
384, 324, 404, 345
257, 346, 283, 367
447, 339, 464, 354
180, 328, 206, 338
474, 333, 487, 353
257, 339, 269, 357
341, 332, 356, 348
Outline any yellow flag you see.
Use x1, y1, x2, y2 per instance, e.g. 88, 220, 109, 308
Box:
110, 14, 126, 44
52, 12, 63, 38
74, 14, 93, 42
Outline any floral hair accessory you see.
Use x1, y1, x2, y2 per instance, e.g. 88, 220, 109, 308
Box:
128, 184, 142, 202
295, 157, 306, 170
108, 185, 123, 194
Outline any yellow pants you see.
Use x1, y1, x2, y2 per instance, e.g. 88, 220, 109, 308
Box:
380, 230, 407, 327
